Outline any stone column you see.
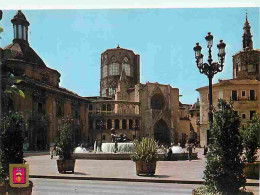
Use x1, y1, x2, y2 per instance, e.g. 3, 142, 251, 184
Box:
119, 119, 122, 129
112, 119, 115, 129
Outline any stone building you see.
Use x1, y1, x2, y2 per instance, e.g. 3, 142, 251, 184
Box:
196, 14, 260, 147
0, 10, 90, 150
100, 46, 140, 98
189, 99, 200, 143
88, 45, 187, 145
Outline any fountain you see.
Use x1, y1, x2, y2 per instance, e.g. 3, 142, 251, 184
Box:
168, 145, 198, 160
171, 146, 185, 153
101, 142, 134, 153
74, 146, 89, 153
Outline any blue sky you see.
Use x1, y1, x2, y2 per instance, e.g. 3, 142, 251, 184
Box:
0, 8, 259, 104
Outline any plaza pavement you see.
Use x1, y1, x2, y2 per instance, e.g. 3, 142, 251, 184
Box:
25, 148, 259, 186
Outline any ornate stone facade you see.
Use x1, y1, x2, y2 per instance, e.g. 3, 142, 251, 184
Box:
88, 46, 186, 146
100, 46, 140, 98
1, 11, 90, 150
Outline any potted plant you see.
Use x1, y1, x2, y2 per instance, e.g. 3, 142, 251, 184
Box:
56, 118, 75, 173
131, 137, 158, 176
0, 112, 33, 195
241, 114, 260, 179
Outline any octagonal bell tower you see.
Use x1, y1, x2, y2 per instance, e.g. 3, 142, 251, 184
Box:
100, 46, 140, 98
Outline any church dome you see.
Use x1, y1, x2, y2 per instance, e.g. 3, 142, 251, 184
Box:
11, 10, 30, 26
3, 43, 46, 67
190, 98, 200, 111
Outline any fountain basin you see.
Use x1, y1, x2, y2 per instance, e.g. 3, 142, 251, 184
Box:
101, 142, 134, 153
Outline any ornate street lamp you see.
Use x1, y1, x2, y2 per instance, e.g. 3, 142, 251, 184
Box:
97, 119, 104, 151
134, 122, 139, 140
193, 32, 226, 144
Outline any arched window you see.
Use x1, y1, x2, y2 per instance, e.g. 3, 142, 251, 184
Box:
96, 119, 100, 129
13, 25, 17, 39
23, 27, 26, 40
101, 89, 106, 97
107, 104, 112, 111
18, 25, 22, 39
107, 119, 112, 129
89, 104, 93, 111
151, 94, 165, 110
102, 65, 108, 78
122, 63, 131, 76
129, 119, 133, 129
101, 104, 106, 111
108, 88, 116, 96
109, 63, 119, 75
122, 119, 127, 129
115, 119, 120, 129
135, 119, 139, 128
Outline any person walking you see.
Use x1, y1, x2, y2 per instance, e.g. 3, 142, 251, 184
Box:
187, 144, 193, 161
167, 147, 172, 161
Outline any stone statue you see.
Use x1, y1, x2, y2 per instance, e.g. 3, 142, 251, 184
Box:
110, 128, 130, 143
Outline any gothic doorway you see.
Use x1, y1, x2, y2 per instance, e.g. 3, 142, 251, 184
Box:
154, 119, 170, 145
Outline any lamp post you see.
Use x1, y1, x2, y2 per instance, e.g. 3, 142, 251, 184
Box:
98, 119, 104, 151
193, 32, 226, 144
134, 123, 139, 140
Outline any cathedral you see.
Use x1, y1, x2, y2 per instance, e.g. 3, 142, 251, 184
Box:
86, 45, 187, 145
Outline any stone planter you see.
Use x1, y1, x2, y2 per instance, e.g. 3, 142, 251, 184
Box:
135, 161, 156, 176
57, 159, 75, 173
243, 161, 260, 179
0, 181, 33, 195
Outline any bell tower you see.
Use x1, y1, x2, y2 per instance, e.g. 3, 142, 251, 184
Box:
11, 10, 30, 45
242, 13, 253, 50
232, 13, 260, 80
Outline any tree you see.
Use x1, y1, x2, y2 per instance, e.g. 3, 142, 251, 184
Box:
204, 99, 245, 195
241, 114, 260, 163
0, 113, 25, 184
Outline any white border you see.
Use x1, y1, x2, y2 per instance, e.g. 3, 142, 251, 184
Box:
0, 0, 259, 10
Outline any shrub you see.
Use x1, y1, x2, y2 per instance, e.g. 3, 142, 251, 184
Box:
241, 114, 260, 163
204, 99, 245, 195
131, 137, 158, 163
57, 120, 73, 160
0, 112, 25, 184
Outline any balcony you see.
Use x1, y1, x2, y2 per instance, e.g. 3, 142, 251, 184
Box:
232, 96, 257, 101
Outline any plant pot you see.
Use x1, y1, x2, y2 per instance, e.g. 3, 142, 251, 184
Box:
135, 161, 156, 176
243, 161, 260, 179
192, 189, 197, 195
0, 184, 7, 195
57, 159, 75, 173
0, 181, 33, 195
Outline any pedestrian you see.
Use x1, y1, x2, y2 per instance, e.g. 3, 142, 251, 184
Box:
50, 144, 57, 159
203, 145, 208, 155
193, 143, 196, 152
167, 147, 172, 161
187, 144, 193, 161
114, 140, 118, 153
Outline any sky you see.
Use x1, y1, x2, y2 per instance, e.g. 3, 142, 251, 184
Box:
0, 7, 259, 104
